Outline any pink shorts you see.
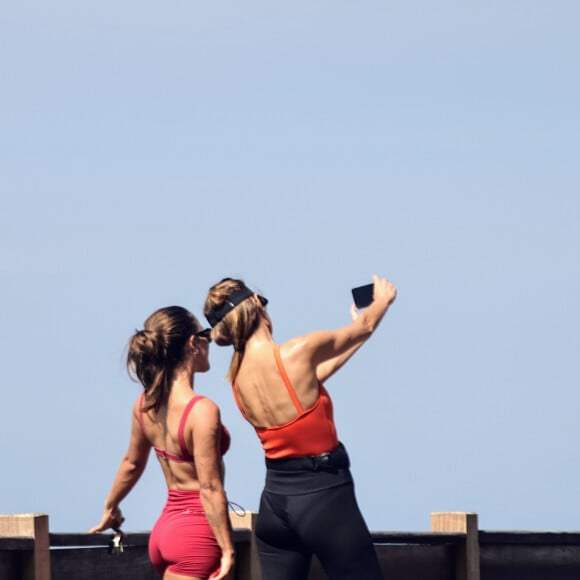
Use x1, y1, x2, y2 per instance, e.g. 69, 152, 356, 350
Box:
149, 489, 221, 578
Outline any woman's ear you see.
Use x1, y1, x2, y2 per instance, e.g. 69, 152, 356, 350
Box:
187, 335, 196, 351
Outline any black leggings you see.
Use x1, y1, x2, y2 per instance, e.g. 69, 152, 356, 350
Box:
255, 446, 383, 580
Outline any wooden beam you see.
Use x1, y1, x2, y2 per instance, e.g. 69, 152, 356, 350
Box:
0, 513, 50, 580
431, 512, 480, 580
230, 510, 261, 580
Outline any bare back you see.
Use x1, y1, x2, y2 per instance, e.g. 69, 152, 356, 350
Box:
234, 339, 321, 428
136, 393, 211, 491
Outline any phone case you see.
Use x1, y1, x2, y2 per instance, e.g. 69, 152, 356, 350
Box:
351, 283, 374, 308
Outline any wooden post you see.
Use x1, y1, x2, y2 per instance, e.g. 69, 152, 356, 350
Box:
230, 510, 261, 580
0, 513, 50, 580
431, 512, 480, 580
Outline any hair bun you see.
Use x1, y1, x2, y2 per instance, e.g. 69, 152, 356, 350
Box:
130, 328, 165, 362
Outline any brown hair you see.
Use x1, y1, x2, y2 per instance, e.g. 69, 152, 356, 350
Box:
204, 278, 262, 381
127, 306, 200, 413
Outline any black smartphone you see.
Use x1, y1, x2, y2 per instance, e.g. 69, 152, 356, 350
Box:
351, 283, 374, 308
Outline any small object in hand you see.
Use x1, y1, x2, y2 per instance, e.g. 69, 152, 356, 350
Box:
351, 283, 374, 308
109, 528, 126, 555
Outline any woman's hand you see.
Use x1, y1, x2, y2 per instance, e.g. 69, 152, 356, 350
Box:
350, 302, 359, 322
209, 549, 235, 579
88, 506, 125, 534
372, 274, 397, 306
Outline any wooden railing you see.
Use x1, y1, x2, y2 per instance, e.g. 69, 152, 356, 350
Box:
2, 512, 580, 580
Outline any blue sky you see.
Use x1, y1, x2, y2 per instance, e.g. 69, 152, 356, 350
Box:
1, 1, 579, 534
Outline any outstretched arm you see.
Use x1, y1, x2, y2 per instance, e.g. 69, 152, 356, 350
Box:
88, 399, 151, 533
313, 275, 397, 382
316, 304, 365, 382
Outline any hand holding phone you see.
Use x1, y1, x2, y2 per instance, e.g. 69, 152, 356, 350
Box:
352, 276, 397, 309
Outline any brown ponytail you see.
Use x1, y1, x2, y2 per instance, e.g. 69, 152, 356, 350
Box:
127, 306, 199, 414
204, 278, 262, 381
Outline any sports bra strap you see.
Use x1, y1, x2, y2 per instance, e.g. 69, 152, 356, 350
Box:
177, 395, 205, 457
273, 345, 303, 413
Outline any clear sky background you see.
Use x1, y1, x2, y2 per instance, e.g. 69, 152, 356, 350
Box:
1, 1, 579, 534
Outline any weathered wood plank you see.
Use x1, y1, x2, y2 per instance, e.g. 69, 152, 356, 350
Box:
480, 531, 580, 545
49, 528, 252, 547
50, 546, 157, 580
480, 544, 580, 580
0, 550, 27, 580
432, 511, 480, 580
49, 532, 150, 548
0, 537, 35, 550
0, 513, 50, 580
371, 532, 465, 545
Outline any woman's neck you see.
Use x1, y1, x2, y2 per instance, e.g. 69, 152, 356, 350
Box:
171, 368, 195, 396
247, 319, 275, 347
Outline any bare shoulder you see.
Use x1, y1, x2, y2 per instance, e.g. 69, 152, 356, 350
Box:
131, 394, 144, 417
279, 334, 333, 375
281, 329, 339, 357
190, 396, 221, 426
280, 335, 308, 355
281, 332, 330, 352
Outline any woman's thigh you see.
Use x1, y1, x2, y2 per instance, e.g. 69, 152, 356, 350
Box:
291, 484, 383, 580
255, 490, 312, 580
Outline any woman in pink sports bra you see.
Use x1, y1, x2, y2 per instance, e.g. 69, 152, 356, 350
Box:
89, 306, 235, 580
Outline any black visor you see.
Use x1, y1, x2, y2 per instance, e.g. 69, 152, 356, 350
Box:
206, 286, 254, 327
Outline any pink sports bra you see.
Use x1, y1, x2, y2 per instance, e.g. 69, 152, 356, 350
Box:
138, 393, 230, 461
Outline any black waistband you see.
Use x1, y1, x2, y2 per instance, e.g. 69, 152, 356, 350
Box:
265, 442, 350, 472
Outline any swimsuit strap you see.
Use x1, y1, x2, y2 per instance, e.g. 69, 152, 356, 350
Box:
273, 345, 303, 413
139, 392, 204, 461
177, 395, 206, 458
155, 448, 187, 462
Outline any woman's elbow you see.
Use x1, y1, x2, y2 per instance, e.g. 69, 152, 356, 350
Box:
200, 476, 225, 495
123, 455, 147, 476
200, 480, 226, 507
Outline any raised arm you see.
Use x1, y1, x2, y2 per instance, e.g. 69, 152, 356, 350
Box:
192, 399, 235, 580
89, 398, 152, 533
315, 303, 364, 382
314, 275, 397, 382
